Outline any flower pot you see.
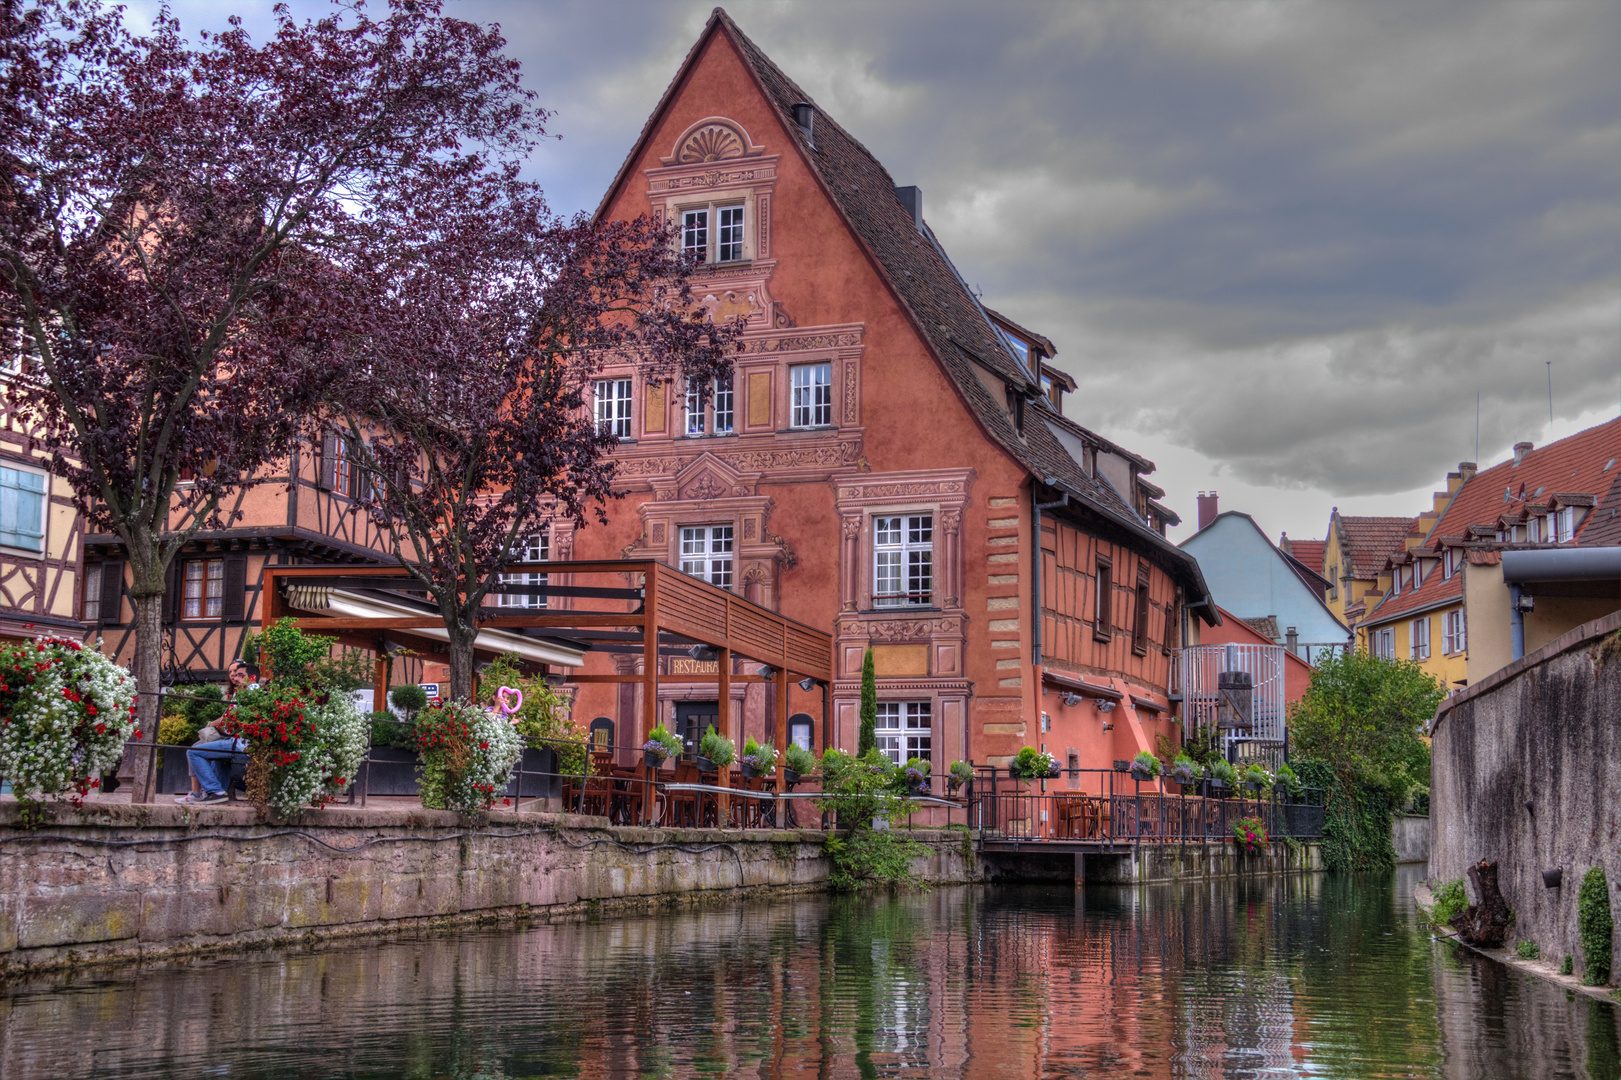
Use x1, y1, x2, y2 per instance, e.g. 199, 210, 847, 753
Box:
644, 750, 667, 769
696, 756, 716, 773
784, 768, 801, 785
741, 762, 760, 779
1130, 766, 1155, 783
1113, 759, 1131, 773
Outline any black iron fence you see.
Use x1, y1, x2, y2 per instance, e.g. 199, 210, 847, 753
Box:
966, 767, 1325, 846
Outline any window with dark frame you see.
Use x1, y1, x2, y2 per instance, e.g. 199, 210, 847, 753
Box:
82, 563, 102, 623
183, 559, 224, 619
1132, 568, 1151, 654
873, 515, 933, 607
1094, 557, 1113, 639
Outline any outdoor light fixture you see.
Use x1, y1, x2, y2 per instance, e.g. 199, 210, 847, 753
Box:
1059, 692, 1084, 708
1096, 699, 1118, 714
1543, 868, 1564, 889
688, 645, 719, 662
757, 665, 777, 678
798, 676, 816, 692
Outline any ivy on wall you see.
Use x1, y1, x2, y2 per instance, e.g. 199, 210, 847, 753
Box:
1294, 757, 1398, 873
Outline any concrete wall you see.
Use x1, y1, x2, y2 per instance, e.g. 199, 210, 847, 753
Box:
1393, 814, 1430, 865
0, 803, 981, 975
1431, 610, 1621, 984
1465, 558, 1621, 686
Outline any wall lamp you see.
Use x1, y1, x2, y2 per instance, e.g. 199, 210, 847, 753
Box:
757, 665, 777, 678
1096, 699, 1118, 714
798, 676, 817, 692
688, 645, 719, 662
1059, 692, 1084, 708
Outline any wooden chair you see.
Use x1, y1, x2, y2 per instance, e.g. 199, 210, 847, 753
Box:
664, 760, 700, 828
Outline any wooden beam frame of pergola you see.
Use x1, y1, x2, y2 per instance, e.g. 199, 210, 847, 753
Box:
261, 560, 834, 823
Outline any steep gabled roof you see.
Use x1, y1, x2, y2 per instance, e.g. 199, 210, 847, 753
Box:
1334, 515, 1418, 579
594, 9, 1216, 611
1279, 537, 1327, 581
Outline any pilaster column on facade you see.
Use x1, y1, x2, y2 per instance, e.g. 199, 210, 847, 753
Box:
839, 514, 861, 611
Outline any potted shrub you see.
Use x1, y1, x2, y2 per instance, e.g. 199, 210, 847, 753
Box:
697, 724, 734, 772
784, 741, 816, 784
643, 724, 681, 768
412, 698, 521, 814
947, 759, 974, 795
1130, 750, 1160, 783
1205, 758, 1237, 798
1274, 763, 1303, 801
1008, 746, 1059, 781
1241, 763, 1272, 794
1170, 754, 1202, 788
741, 737, 777, 778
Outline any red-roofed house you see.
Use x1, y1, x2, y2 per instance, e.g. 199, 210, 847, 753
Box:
1357, 419, 1621, 687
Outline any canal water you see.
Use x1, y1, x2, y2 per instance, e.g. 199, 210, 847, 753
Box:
2, 866, 1616, 1079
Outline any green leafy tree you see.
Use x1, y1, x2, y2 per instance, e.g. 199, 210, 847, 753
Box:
1288, 648, 1442, 802
858, 647, 877, 755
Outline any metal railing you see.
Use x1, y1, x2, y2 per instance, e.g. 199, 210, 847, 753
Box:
966, 766, 1324, 847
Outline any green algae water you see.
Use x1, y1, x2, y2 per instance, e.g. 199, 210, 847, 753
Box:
2, 866, 1616, 1079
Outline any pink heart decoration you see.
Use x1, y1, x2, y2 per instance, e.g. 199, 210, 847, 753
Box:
496, 685, 523, 716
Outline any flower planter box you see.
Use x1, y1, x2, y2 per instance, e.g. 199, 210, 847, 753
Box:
1130, 766, 1156, 783
503, 746, 559, 801
643, 750, 668, 769
696, 756, 717, 773
741, 762, 761, 779
784, 768, 801, 785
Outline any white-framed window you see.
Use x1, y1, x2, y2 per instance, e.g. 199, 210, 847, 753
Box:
594, 378, 633, 438
1388, 568, 1400, 596
499, 533, 549, 609
1443, 609, 1467, 655
873, 515, 933, 607
83, 563, 102, 622
790, 363, 832, 428
717, 205, 745, 262
1443, 550, 1454, 579
684, 376, 734, 436
1558, 507, 1575, 542
1527, 517, 1540, 542
681, 209, 708, 263
1410, 617, 1430, 661
875, 701, 932, 766
0, 463, 46, 552
1372, 626, 1395, 660
183, 558, 224, 619
680, 525, 733, 589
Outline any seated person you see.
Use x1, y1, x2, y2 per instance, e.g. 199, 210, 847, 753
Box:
177, 660, 257, 805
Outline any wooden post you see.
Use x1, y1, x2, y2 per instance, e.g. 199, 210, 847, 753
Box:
372, 655, 388, 716
718, 645, 731, 825
640, 572, 658, 824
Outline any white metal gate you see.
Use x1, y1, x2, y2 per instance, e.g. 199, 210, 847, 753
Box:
1178, 643, 1286, 757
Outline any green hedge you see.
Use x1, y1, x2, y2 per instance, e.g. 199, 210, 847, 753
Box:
1293, 757, 1398, 873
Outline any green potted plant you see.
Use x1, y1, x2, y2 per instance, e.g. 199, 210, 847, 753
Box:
1130, 750, 1160, 782
947, 759, 974, 795
741, 737, 777, 778
1007, 746, 1059, 781
1170, 754, 1202, 787
697, 725, 734, 772
901, 756, 931, 795
1274, 763, 1303, 801
643, 724, 681, 768
1206, 758, 1237, 797
1241, 763, 1272, 794
783, 741, 816, 784
1232, 815, 1268, 855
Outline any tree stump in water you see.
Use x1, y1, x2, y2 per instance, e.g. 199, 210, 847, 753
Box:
1449, 860, 1512, 947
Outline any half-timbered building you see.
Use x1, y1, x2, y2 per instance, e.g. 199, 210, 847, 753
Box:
563, 10, 1217, 773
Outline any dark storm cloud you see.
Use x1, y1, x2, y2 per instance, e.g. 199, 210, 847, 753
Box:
159, 1, 1621, 524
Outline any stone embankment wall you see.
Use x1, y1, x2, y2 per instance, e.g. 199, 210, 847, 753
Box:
1393, 815, 1430, 865
983, 840, 1324, 883
0, 802, 981, 975
1431, 610, 1621, 983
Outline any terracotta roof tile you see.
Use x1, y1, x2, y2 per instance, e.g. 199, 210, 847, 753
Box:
1280, 538, 1326, 575
1467, 550, 1502, 565
1239, 615, 1280, 640
1336, 516, 1418, 579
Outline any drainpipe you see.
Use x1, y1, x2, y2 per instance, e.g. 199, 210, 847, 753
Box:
1032, 481, 1068, 667
1509, 583, 1526, 661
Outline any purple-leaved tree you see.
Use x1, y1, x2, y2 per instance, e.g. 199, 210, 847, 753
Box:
335, 189, 742, 700
0, 0, 548, 797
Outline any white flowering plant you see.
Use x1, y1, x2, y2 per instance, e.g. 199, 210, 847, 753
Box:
0, 636, 137, 807
222, 685, 368, 819
415, 698, 522, 813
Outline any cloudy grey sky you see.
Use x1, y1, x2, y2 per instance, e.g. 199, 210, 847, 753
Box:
157, 1, 1621, 544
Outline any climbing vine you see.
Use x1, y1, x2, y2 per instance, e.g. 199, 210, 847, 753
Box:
1577, 866, 1613, 986
1293, 757, 1399, 873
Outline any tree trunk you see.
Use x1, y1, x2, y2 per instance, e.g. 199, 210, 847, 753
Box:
128, 590, 165, 804
1450, 859, 1512, 947
446, 619, 476, 702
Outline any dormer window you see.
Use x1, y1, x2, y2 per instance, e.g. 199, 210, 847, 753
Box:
1389, 568, 1401, 596
1558, 507, 1575, 542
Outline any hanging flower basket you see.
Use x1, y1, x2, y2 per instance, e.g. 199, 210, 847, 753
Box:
0, 637, 136, 808
1232, 815, 1269, 855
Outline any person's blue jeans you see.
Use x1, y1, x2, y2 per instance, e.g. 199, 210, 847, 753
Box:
187, 738, 246, 795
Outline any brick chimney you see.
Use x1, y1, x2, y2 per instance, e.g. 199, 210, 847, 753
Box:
1514, 442, 1533, 465
1197, 491, 1219, 531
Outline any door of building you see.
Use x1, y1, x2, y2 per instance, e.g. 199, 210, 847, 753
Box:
674, 700, 720, 759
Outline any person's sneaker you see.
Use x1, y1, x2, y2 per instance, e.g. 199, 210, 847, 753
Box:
174, 793, 197, 804
195, 791, 230, 804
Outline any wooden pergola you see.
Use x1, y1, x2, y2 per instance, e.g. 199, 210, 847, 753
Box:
262, 561, 834, 817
